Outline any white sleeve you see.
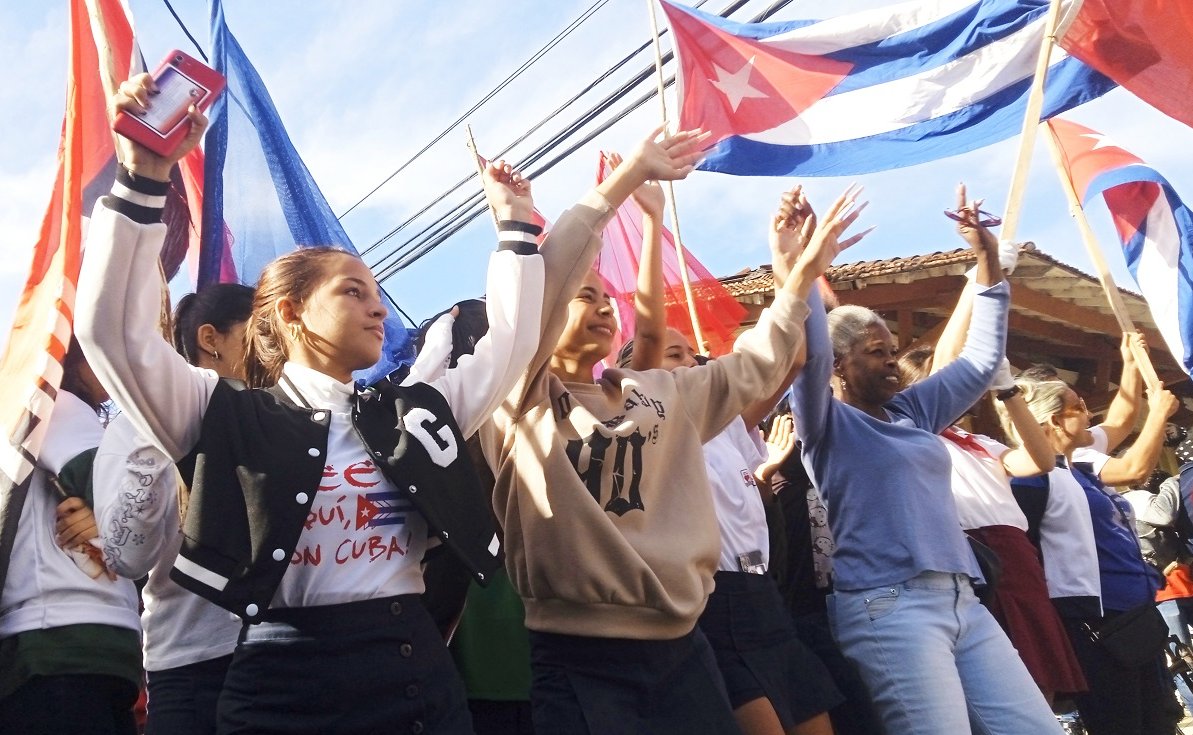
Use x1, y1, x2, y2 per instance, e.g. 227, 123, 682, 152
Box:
93, 415, 178, 580
75, 198, 217, 461
427, 250, 544, 438
402, 312, 455, 385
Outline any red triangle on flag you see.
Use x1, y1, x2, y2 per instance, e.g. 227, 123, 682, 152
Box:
1046, 118, 1145, 202
661, 1, 852, 142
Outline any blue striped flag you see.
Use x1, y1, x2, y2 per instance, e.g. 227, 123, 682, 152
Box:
659, 0, 1118, 176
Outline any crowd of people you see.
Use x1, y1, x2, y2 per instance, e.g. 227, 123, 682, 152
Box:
3, 72, 1193, 735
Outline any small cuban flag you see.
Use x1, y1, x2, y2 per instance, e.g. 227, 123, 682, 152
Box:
1047, 117, 1193, 379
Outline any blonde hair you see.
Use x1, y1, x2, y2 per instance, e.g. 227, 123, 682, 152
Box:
995, 378, 1069, 447
243, 247, 356, 388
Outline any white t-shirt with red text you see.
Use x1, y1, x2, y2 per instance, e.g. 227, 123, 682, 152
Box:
272, 363, 428, 608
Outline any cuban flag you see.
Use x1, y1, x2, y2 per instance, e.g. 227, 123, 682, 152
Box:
203, 0, 415, 382
356, 491, 413, 530
1047, 117, 1193, 378
659, 0, 1117, 177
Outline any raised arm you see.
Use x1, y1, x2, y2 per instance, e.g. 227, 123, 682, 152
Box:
994, 360, 1055, 476
933, 184, 1004, 371
506, 127, 709, 414
1098, 332, 1146, 452
1098, 387, 1179, 486
602, 152, 668, 371
742, 186, 815, 427
679, 186, 870, 441
75, 74, 217, 460
421, 161, 546, 437
895, 190, 1008, 431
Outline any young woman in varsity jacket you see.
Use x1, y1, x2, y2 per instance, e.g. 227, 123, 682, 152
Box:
470, 176, 866, 734
77, 75, 706, 734
92, 283, 253, 735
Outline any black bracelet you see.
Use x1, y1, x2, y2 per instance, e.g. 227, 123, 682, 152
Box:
995, 385, 1022, 401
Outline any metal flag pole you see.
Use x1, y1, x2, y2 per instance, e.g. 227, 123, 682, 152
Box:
646, 0, 708, 354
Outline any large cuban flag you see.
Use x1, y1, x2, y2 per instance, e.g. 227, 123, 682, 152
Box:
1047, 117, 1193, 378
659, 0, 1117, 177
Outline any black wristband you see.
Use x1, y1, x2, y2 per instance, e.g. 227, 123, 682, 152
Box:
497, 219, 543, 255
995, 385, 1022, 401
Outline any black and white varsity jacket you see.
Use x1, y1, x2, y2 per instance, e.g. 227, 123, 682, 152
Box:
170, 377, 498, 622
74, 167, 601, 625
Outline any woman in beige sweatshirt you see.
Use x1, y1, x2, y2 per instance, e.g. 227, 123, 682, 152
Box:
475, 179, 868, 734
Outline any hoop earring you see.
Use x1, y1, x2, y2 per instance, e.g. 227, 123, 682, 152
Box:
212, 349, 221, 361
289, 323, 303, 342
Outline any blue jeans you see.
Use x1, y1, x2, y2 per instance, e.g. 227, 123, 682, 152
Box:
828, 571, 1062, 735
1158, 598, 1193, 709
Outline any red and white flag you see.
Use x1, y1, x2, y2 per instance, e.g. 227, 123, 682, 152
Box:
1057, 0, 1193, 128
594, 153, 745, 357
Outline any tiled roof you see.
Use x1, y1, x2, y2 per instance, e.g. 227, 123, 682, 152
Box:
720, 244, 1142, 300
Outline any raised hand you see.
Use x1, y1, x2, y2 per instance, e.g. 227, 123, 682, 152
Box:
624, 125, 711, 183
480, 159, 534, 222
608, 152, 665, 219
1121, 331, 1148, 367
769, 184, 815, 288
1148, 386, 1179, 420
792, 183, 873, 284
110, 73, 207, 182
952, 183, 998, 255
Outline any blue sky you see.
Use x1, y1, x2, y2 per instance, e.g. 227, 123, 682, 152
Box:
3, 0, 1192, 348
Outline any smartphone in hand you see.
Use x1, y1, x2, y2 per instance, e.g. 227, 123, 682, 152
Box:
113, 49, 225, 157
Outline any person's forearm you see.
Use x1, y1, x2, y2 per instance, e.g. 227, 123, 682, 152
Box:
596, 159, 649, 212
1002, 395, 1054, 475
972, 240, 1002, 287
1101, 356, 1143, 452
1100, 410, 1169, 486
630, 213, 666, 370
932, 280, 976, 373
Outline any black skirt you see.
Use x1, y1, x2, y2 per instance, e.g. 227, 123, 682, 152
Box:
217, 594, 472, 735
528, 627, 738, 735
698, 570, 844, 728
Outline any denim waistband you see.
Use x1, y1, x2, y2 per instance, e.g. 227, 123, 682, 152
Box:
902, 570, 970, 592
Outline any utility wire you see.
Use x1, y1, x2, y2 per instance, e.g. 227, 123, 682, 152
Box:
370, 0, 790, 278
336, 0, 614, 220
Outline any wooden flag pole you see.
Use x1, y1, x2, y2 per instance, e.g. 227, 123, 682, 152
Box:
1000, 0, 1065, 242
1042, 124, 1163, 391
646, 0, 708, 355
465, 124, 501, 233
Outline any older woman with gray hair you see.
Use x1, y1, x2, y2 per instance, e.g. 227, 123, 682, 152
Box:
789, 188, 1061, 734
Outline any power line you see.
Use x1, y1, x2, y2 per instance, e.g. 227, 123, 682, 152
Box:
369, 0, 794, 279
336, 0, 614, 220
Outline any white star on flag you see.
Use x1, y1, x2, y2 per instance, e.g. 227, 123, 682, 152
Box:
1081, 132, 1120, 151
711, 55, 768, 112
